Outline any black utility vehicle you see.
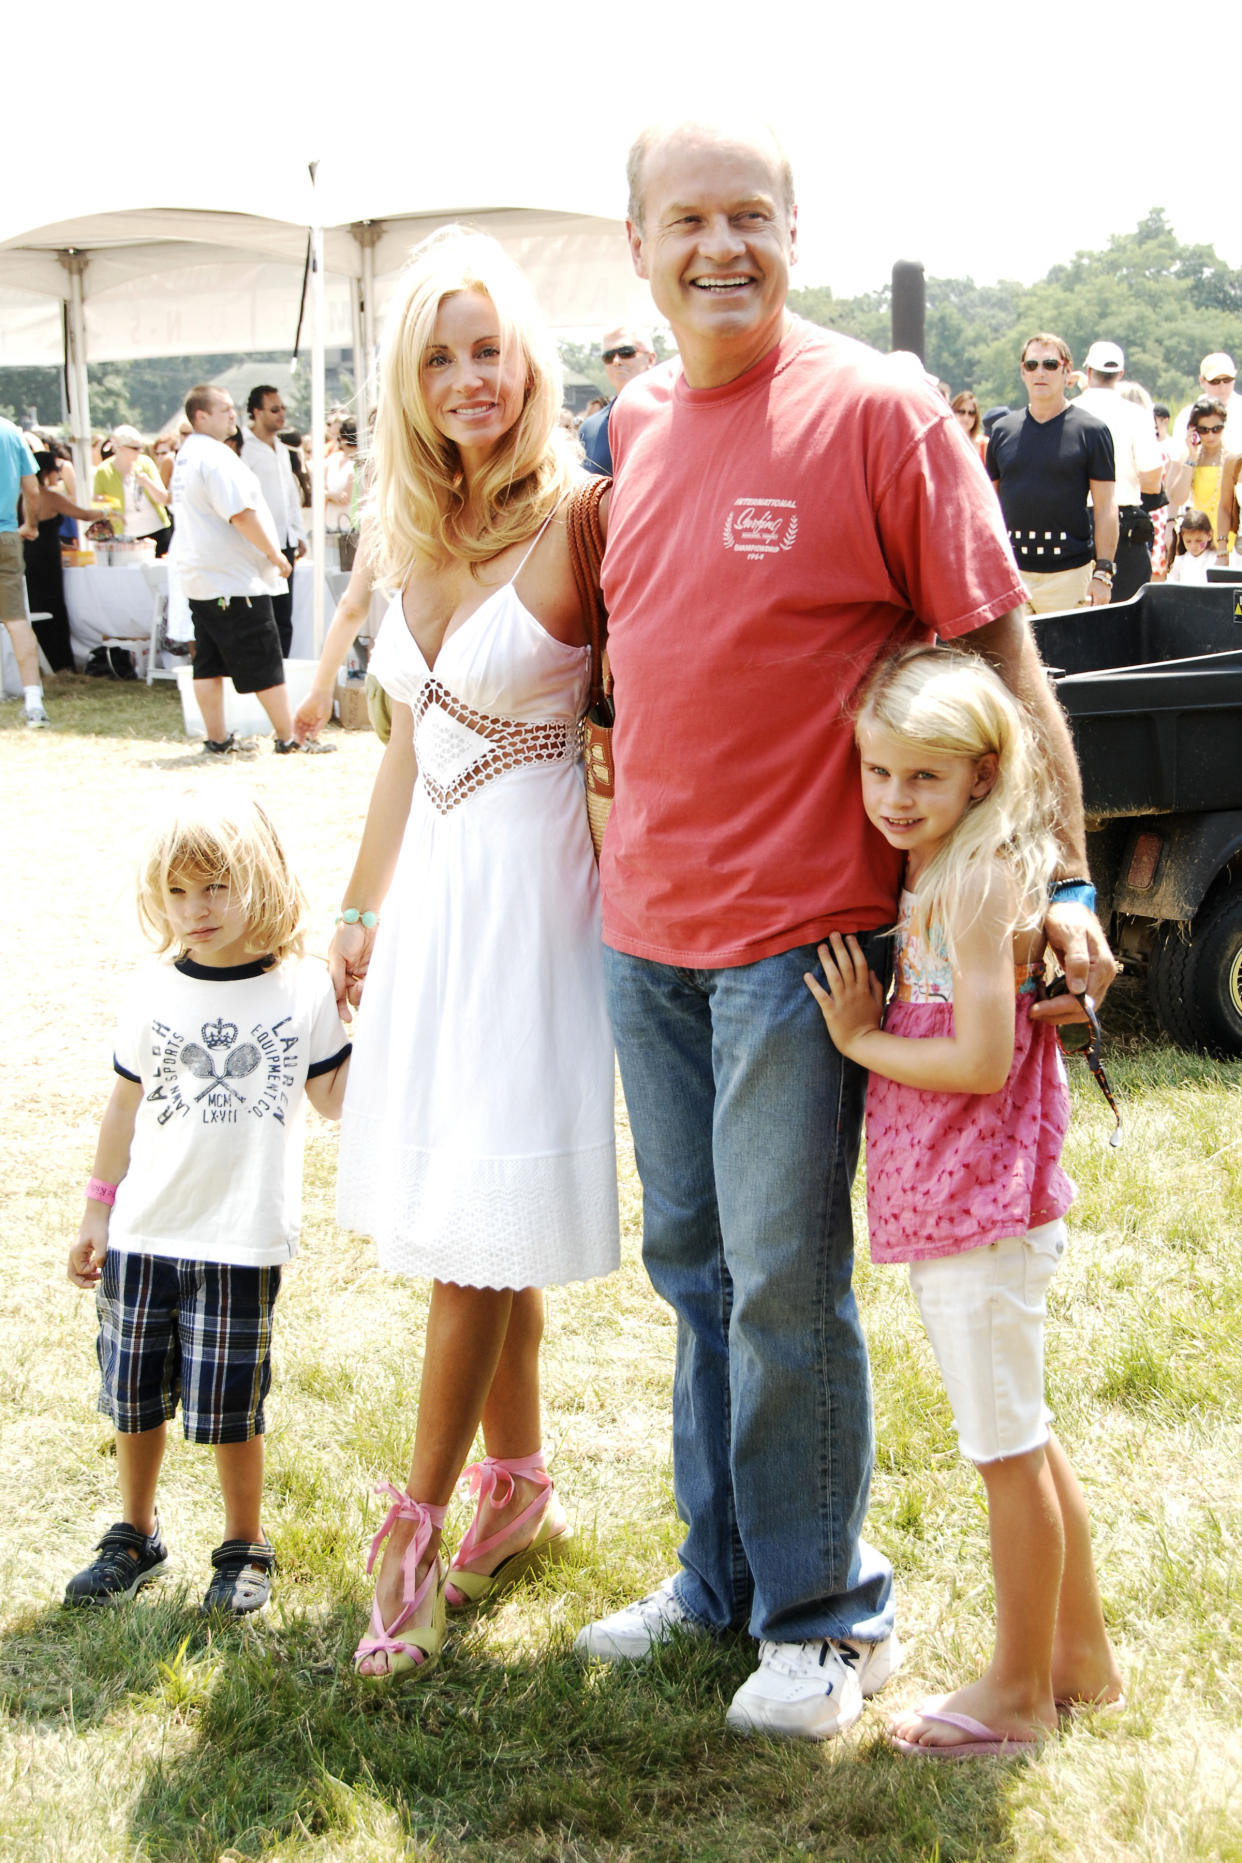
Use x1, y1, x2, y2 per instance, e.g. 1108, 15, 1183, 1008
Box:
1033, 578, 1242, 1055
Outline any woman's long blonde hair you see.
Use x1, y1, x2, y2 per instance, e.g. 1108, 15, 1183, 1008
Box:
367, 226, 577, 582
856, 646, 1059, 960
137, 790, 307, 965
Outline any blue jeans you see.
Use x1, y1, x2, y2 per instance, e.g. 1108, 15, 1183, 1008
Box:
604, 939, 895, 1644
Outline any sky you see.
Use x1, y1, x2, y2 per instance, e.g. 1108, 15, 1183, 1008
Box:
15, 0, 1236, 308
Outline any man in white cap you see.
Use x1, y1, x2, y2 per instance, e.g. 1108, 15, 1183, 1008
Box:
1171, 354, 1240, 450
94, 425, 172, 554
1076, 342, 1164, 601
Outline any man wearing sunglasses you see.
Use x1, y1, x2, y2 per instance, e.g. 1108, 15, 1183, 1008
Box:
985, 333, 1117, 616
580, 325, 657, 475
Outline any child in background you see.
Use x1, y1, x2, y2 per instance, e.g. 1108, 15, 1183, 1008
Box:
807, 646, 1122, 1758
1165, 507, 1216, 586
66, 793, 351, 1615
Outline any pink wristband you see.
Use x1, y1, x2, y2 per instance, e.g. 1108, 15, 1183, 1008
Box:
86, 1177, 117, 1206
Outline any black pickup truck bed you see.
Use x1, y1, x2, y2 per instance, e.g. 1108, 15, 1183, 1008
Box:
1031, 580, 1242, 1052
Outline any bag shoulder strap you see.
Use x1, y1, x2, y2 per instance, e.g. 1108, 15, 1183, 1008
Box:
565, 474, 610, 709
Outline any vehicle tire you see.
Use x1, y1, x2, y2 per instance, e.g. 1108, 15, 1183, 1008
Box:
1147, 922, 1209, 1050
1183, 889, 1242, 1056
1149, 890, 1242, 1056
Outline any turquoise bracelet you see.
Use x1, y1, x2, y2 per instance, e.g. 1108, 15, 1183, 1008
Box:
337, 907, 379, 929
1049, 879, 1096, 913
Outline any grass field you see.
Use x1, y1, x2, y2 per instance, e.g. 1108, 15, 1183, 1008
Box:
2, 678, 1240, 1862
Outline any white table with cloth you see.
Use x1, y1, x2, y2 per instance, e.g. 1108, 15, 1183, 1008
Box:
64, 560, 317, 670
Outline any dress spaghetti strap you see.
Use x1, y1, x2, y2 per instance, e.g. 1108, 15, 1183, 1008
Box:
507, 492, 570, 586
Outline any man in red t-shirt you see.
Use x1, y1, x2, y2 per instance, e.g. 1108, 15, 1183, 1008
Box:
573, 119, 1116, 1742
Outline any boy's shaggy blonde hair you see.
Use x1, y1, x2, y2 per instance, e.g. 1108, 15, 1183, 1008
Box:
366, 225, 577, 583
856, 646, 1059, 960
137, 790, 306, 965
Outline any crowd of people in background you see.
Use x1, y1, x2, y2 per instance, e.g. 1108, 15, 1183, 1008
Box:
10, 346, 1239, 595
943, 346, 1239, 602
4, 330, 1239, 740
1, 396, 367, 728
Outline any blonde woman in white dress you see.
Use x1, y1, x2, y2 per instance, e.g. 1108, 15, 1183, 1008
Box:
329, 229, 619, 1683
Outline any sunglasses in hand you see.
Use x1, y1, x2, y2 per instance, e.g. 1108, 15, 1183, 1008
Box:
1046, 977, 1122, 1147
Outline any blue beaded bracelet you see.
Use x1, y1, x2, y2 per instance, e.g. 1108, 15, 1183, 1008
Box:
337, 906, 379, 929
1049, 879, 1096, 913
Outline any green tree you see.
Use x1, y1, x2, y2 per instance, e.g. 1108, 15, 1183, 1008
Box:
558, 342, 611, 396
0, 351, 349, 436
791, 212, 1242, 418
968, 211, 1242, 411
787, 283, 888, 352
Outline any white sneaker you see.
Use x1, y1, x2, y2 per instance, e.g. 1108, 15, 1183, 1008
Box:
574, 1576, 702, 1662
847, 1629, 903, 1697
725, 1632, 901, 1740
24, 703, 50, 729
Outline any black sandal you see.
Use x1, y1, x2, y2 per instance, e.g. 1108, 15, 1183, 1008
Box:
64, 1519, 169, 1606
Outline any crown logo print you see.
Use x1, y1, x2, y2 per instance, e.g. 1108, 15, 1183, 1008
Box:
203, 1018, 238, 1050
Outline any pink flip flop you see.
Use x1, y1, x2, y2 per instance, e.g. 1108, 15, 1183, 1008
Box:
888, 1702, 1039, 1760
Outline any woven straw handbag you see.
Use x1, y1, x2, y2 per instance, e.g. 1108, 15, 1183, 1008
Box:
566, 476, 614, 861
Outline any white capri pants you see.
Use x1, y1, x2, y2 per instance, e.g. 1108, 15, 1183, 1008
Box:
907, 1219, 1067, 1465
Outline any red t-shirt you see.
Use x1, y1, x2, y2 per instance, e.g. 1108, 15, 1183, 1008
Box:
600, 320, 1027, 967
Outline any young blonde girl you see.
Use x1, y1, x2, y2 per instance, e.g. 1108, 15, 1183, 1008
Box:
66, 793, 350, 1615
807, 646, 1122, 1758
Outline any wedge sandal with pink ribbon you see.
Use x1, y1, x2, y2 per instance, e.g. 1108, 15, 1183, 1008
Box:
353, 1485, 448, 1682
445, 1449, 571, 1610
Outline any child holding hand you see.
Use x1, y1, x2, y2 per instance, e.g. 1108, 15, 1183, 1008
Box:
807, 646, 1122, 1759
66, 793, 351, 1615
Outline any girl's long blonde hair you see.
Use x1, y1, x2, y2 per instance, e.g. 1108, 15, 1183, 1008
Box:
856, 646, 1059, 959
137, 790, 307, 965
367, 226, 577, 582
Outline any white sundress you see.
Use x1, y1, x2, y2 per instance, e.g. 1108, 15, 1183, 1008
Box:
335, 521, 620, 1289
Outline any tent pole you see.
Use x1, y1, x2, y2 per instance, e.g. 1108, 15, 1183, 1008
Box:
354, 221, 381, 433
59, 250, 93, 500
349, 280, 365, 447
310, 216, 326, 657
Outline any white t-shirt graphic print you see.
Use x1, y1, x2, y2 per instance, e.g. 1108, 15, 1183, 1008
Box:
110, 955, 350, 1266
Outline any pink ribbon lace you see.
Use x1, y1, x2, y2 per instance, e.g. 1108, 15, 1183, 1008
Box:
449, 1451, 552, 1573
355, 1483, 449, 1668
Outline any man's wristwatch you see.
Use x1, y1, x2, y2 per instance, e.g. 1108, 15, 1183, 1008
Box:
1091, 557, 1115, 585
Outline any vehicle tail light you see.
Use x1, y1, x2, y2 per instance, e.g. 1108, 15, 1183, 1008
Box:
1127, 832, 1162, 891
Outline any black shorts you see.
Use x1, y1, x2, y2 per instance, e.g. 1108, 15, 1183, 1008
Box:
190, 594, 284, 693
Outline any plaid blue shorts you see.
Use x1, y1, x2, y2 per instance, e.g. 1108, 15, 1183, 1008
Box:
95, 1251, 282, 1444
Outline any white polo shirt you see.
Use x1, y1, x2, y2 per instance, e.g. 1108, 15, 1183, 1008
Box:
170, 434, 283, 600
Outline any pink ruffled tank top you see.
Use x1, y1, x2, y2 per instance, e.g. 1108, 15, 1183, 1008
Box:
865, 891, 1075, 1264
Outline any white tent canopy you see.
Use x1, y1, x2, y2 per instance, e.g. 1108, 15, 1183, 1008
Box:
0, 159, 648, 652
0, 159, 649, 366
